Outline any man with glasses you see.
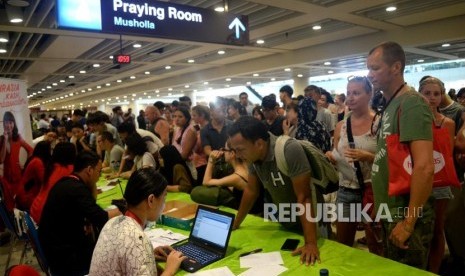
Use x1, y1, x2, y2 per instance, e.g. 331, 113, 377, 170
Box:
368, 41, 434, 270
39, 151, 121, 276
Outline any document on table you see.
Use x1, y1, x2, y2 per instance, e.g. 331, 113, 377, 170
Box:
238, 265, 288, 276
188, 266, 235, 276
240, 251, 284, 268
144, 228, 187, 248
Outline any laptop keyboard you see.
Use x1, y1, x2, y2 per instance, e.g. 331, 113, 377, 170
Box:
176, 244, 220, 265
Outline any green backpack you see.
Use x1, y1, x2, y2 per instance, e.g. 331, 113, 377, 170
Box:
274, 135, 338, 195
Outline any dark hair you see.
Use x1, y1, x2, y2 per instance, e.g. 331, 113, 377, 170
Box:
296, 95, 304, 102
70, 122, 84, 130
369, 41, 406, 73
124, 168, 168, 207
304, 85, 321, 95
100, 131, 114, 143
174, 106, 192, 145
239, 92, 248, 98
228, 101, 242, 111
117, 122, 136, 135
337, 93, 346, 102
125, 133, 147, 156
87, 111, 109, 125
44, 142, 76, 183
179, 96, 192, 106
171, 100, 179, 107
252, 106, 264, 120
40, 114, 46, 119
159, 145, 194, 184
228, 116, 269, 143
192, 105, 210, 122
154, 101, 166, 111
73, 150, 100, 173
3, 111, 19, 141
279, 85, 293, 97
73, 109, 84, 117
24, 140, 51, 169
286, 102, 298, 113
457, 87, 465, 99
112, 106, 122, 113
419, 75, 432, 84
261, 95, 277, 110
320, 89, 334, 104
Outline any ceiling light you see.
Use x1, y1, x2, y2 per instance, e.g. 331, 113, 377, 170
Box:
0, 32, 9, 43
69, 75, 75, 78
133, 43, 142, 48
97, 86, 101, 89
93, 64, 100, 68
52, 83, 57, 86
312, 25, 322, 30
123, 96, 127, 98
106, 83, 111, 86
6, 5, 23, 23
41, 88, 45, 91
442, 43, 451, 47
131, 98, 135, 101
69, 93, 73, 96
271, 78, 276, 81
37, 91, 41, 94
132, 94, 136, 97
188, 59, 195, 63
60, 80, 65, 83
328, 70, 334, 74
246, 82, 251, 85
60, 96, 64, 99
168, 88, 173, 91
143, 92, 147, 95
117, 79, 122, 83
81, 89, 86, 92
284, 68, 291, 72
225, 84, 230, 88
324, 61, 331, 65
168, 93, 172, 96
204, 82, 209, 85
386, 6, 397, 12
256, 39, 265, 44
226, 78, 231, 81
145, 71, 150, 75
130, 76, 136, 79
109, 55, 113, 59
148, 96, 152, 99
418, 59, 424, 63
218, 50, 225, 55
165, 65, 171, 70
214, 7, 225, 12
0, 49, 6, 54
116, 97, 119, 99
185, 85, 190, 88
88, 88, 92, 91
64, 95, 68, 98
46, 86, 52, 89
155, 90, 160, 93
253, 73, 259, 77
297, 74, 303, 78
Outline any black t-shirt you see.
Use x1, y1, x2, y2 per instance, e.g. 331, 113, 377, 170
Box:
39, 176, 108, 275
266, 116, 285, 136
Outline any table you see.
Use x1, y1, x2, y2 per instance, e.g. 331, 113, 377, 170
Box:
96, 179, 434, 276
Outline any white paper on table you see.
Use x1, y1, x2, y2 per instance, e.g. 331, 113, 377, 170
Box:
144, 228, 188, 248
99, 185, 116, 192
240, 251, 284, 268
188, 266, 235, 276
238, 265, 288, 276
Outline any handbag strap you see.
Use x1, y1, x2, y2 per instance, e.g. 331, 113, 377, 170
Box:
346, 116, 365, 190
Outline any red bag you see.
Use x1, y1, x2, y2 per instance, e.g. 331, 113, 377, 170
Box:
387, 126, 460, 196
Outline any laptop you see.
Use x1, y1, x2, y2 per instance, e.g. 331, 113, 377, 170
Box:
171, 205, 235, 272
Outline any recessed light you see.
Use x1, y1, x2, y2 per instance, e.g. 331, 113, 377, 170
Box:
271, 78, 276, 81
130, 76, 136, 79
442, 43, 451, 47
218, 50, 225, 55
156, 95, 160, 97
0, 38, 8, 43
93, 64, 100, 68
145, 71, 150, 75
52, 83, 57, 86
46, 86, 52, 89
168, 88, 173, 91
386, 6, 397, 12
60, 96, 64, 99
117, 79, 122, 83
0, 49, 7, 54
88, 88, 92, 91
133, 43, 142, 48
123, 96, 127, 98
204, 82, 209, 85
324, 61, 331, 66
155, 90, 160, 93
165, 65, 171, 70
256, 39, 265, 44
41, 88, 45, 91
284, 68, 291, 72
246, 82, 251, 85
131, 98, 135, 101
168, 93, 172, 96
81, 89, 86, 92
214, 7, 225, 12
313, 25, 322, 30
109, 55, 113, 59
38, 91, 41, 94
106, 83, 111, 86
64, 95, 68, 98
418, 59, 424, 63
132, 94, 136, 97
69, 75, 75, 79
185, 85, 190, 88
97, 86, 101, 89
60, 80, 65, 83
69, 93, 74, 96
188, 59, 195, 63
226, 78, 231, 81
297, 74, 303, 78
144, 92, 147, 95
253, 73, 259, 77
328, 70, 334, 74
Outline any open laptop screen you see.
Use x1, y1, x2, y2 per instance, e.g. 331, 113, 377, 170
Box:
191, 208, 233, 248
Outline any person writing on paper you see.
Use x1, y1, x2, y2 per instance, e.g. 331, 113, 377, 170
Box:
418, 76, 455, 273
229, 116, 320, 266
325, 76, 381, 255
368, 42, 434, 270
90, 168, 186, 275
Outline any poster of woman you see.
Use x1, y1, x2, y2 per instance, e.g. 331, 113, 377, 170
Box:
0, 77, 34, 209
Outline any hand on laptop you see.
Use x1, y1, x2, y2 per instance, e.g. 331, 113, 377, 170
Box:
162, 250, 187, 276
292, 243, 320, 266
154, 246, 174, 261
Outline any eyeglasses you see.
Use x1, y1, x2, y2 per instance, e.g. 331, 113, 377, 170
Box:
220, 147, 234, 153
347, 75, 373, 92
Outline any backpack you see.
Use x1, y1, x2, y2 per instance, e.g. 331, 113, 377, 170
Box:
274, 135, 338, 195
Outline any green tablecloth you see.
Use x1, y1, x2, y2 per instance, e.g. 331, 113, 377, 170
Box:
96, 180, 434, 276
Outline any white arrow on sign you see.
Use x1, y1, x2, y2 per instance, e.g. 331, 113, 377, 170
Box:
228, 17, 246, 39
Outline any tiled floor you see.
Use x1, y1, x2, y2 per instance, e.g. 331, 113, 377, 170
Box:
0, 235, 45, 275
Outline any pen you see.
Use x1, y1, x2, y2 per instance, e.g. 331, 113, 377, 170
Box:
239, 248, 262, 257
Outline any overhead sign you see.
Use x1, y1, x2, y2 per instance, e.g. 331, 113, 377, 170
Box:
57, 0, 249, 45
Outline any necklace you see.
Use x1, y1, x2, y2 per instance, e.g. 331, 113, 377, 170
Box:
371, 83, 406, 137
382, 82, 406, 113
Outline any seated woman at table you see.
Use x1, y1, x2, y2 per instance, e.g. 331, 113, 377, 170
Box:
190, 146, 247, 209
90, 168, 186, 276
159, 145, 195, 193
118, 133, 156, 179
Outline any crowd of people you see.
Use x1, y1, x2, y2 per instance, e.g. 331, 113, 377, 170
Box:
0, 41, 464, 275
